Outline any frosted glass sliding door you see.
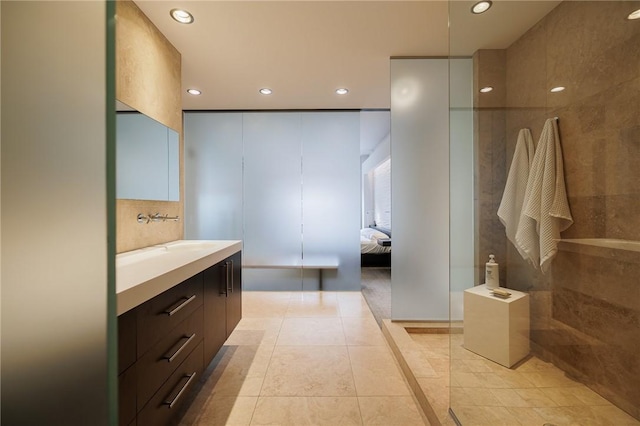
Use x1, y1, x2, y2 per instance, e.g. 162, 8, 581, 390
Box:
184, 111, 361, 291
243, 113, 303, 290
301, 112, 361, 291
391, 58, 450, 320
184, 113, 243, 240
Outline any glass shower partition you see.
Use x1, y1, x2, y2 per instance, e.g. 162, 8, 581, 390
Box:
449, 1, 640, 424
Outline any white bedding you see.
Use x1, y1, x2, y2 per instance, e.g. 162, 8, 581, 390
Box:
360, 228, 391, 254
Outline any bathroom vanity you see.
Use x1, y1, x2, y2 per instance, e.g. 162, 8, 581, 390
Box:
116, 240, 242, 426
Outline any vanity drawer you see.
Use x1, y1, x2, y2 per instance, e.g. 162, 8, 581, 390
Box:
118, 309, 137, 374
118, 364, 137, 426
138, 341, 204, 426
137, 305, 203, 409
137, 273, 203, 357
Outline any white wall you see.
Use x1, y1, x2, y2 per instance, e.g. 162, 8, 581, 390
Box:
1, 2, 111, 423
391, 58, 450, 321
372, 158, 391, 228
362, 133, 390, 227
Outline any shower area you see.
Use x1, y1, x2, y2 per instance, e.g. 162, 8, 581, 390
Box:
448, 1, 640, 424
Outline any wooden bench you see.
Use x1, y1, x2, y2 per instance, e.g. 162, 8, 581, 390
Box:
243, 256, 339, 289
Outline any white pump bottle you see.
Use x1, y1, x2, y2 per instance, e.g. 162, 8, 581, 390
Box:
485, 254, 499, 289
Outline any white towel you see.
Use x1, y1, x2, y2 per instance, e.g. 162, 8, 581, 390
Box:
516, 118, 573, 272
498, 128, 535, 260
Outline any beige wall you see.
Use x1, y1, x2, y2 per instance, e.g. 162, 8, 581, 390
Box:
474, 1, 640, 418
116, 0, 183, 253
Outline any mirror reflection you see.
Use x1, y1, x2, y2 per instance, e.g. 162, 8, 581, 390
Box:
116, 101, 179, 201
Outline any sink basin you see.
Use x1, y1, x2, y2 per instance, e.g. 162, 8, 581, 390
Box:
159, 240, 228, 252
116, 246, 168, 267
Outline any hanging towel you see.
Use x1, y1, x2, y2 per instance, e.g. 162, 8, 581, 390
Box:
498, 128, 535, 260
516, 118, 573, 272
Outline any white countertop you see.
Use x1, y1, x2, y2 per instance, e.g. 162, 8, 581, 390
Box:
116, 240, 242, 315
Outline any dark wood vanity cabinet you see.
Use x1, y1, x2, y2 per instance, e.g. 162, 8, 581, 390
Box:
226, 251, 242, 337
203, 251, 242, 366
118, 251, 242, 426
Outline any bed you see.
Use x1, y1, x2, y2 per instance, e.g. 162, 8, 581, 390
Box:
361, 226, 391, 267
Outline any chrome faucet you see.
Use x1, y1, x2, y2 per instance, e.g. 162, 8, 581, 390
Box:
137, 213, 180, 224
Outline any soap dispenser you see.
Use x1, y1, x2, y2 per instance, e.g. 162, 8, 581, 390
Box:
485, 254, 499, 289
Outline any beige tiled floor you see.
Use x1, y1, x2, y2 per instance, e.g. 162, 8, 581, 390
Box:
410, 332, 640, 426
180, 291, 428, 425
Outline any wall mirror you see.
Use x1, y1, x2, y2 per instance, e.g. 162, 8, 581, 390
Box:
116, 100, 179, 201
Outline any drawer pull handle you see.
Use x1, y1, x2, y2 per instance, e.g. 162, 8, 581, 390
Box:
226, 260, 233, 294
220, 263, 228, 296
164, 333, 196, 363
163, 371, 197, 409
164, 294, 196, 316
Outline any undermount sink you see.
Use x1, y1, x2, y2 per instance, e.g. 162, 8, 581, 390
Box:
159, 240, 229, 251
115, 246, 168, 267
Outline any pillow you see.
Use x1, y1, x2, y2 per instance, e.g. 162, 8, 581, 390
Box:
361, 227, 389, 240
371, 226, 391, 238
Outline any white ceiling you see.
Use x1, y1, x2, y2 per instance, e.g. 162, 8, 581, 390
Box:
134, 1, 560, 111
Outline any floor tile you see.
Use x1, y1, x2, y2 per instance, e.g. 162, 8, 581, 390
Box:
285, 292, 340, 318
250, 396, 362, 425
230, 318, 283, 346
459, 388, 503, 407
261, 345, 356, 397
569, 385, 614, 406
533, 406, 592, 425
338, 292, 375, 318
276, 317, 345, 346
342, 316, 387, 346
403, 349, 439, 378
540, 386, 589, 406
242, 292, 292, 318
183, 291, 430, 425
589, 405, 640, 425
358, 396, 426, 426
477, 406, 524, 425
519, 370, 578, 388
427, 358, 450, 373
181, 396, 258, 426
451, 372, 485, 388
504, 406, 548, 426
514, 388, 559, 407
411, 334, 450, 348
450, 405, 492, 426
462, 359, 503, 373
494, 369, 536, 389
208, 345, 274, 397
348, 345, 411, 396
489, 388, 531, 407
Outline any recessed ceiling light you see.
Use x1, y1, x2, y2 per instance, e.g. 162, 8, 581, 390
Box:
170, 9, 194, 24
479, 86, 493, 93
550, 86, 566, 93
187, 88, 201, 95
471, 1, 492, 14
335, 88, 349, 95
259, 88, 272, 95
627, 8, 640, 20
